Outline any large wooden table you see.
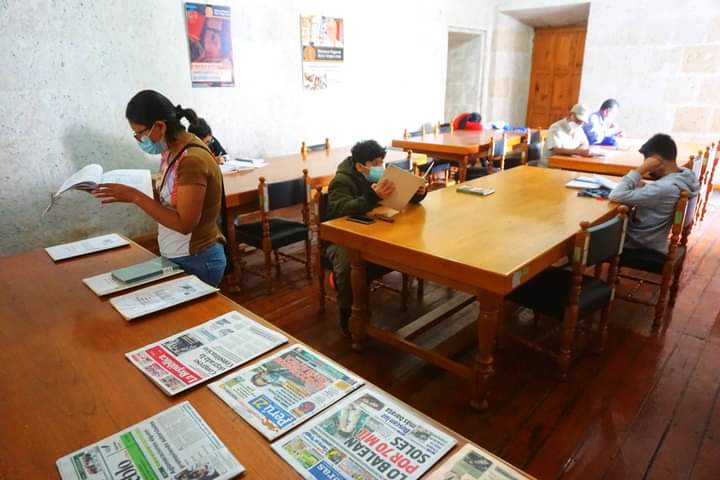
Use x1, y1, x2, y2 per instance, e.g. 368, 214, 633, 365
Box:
0, 240, 534, 478
222, 146, 410, 282
320, 166, 617, 410
548, 138, 705, 175
391, 130, 525, 182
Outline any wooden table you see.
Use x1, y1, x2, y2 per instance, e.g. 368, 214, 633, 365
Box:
222, 146, 410, 286
548, 138, 705, 176
391, 130, 525, 182
320, 166, 617, 410
0, 241, 534, 478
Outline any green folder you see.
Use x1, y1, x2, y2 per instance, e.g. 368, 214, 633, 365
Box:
111, 257, 180, 284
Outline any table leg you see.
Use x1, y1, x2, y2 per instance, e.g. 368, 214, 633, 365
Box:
471, 289, 501, 411
225, 206, 242, 292
349, 249, 369, 352
459, 155, 468, 183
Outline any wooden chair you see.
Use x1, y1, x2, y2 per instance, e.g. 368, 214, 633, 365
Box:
385, 149, 415, 172
505, 206, 628, 379
301, 138, 330, 156
695, 143, 718, 223
700, 142, 718, 222
234, 170, 312, 292
615, 191, 698, 326
314, 188, 421, 312
466, 134, 510, 180
519, 128, 544, 166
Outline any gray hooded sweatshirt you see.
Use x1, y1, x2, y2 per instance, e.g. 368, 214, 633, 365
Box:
608, 168, 700, 254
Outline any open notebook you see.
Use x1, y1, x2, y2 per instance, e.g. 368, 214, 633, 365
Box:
566, 174, 619, 190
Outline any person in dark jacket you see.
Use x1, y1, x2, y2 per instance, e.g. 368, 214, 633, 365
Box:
326, 140, 426, 335
187, 117, 228, 162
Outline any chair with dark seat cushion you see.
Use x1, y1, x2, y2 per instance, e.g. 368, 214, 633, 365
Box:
314, 189, 422, 313
234, 171, 312, 292
506, 206, 629, 379
616, 191, 697, 326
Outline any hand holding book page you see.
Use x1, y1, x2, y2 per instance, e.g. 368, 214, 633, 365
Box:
44, 164, 153, 215
377, 164, 425, 211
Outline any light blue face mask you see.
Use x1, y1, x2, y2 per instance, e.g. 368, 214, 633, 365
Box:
137, 128, 167, 155
366, 165, 384, 183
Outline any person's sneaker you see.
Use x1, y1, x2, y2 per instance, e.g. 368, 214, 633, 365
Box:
517, 307, 535, 324
339, 308, 351, 337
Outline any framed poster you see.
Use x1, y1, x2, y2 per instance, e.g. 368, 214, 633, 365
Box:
185, 3, 234, 87
300, 15, 344, 90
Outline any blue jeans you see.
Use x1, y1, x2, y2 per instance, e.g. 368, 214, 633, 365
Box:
171, 242, 227, 287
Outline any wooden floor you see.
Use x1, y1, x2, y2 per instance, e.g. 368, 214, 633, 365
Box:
218, 196, 720, 480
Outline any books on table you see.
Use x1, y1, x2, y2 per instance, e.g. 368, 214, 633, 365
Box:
45, 233, 129, 261
457, 185, 495, 196
565, 174, 619, 190
110, 275, 218, 320
111, 256, 181, 283
83, 266, 184, 296
378, 164, 425, 211
210, 344, 364, 440
271, 386, 457, 480
426, 444, 529, 480
56, 401, 244, 480
220, 157, 268, 174
44, 164, 153, 215
126, 311, 288, 395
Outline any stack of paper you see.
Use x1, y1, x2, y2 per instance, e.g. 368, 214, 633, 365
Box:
109, 275, 218, 320
271, 387, 457, 480
56, 402, 244, 480
220, 157, 268, 174
210, 344, 364, 440
45, 233, 129, 261
427, 444, 529, 480
127, 311, 288, 395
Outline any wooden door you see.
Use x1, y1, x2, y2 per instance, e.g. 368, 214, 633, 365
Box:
526, 26, 586, 129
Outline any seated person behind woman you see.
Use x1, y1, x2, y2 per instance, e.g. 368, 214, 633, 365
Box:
608, 133, 700, 255
326, 140, 427, 335
584, 98, 622, 146
188, 117, 228, 163
541, 103, 593, 167
92, 90, 226, 287
452, 112, 483, 131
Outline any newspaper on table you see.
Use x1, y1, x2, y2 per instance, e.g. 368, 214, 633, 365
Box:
56, 401, 244, 480
272, 387, 457, 480
210, 344, 364, 440
45, 233, 129, 261
126, 311, 288, 395
426, 444, 528, 480
110, 275, 218, 320
83, 268, 184, 296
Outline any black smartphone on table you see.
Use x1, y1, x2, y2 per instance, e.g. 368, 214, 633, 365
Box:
346, 214, 375, 225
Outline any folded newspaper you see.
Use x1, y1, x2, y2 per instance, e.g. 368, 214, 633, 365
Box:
44, 164, 153, 216
45, 233, 129, 262
110, 275, 218, 320
210, 344, 364, 440
271, 387, 456, 480
426, 444, 528, 480
83, 265, 184, 297
56, 401, 244, 480
126, 311, 288, 395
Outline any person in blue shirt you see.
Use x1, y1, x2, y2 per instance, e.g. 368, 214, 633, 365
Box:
583, 98, 622, 146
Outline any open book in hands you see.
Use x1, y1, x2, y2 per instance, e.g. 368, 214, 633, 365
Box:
44, 164, 153, 216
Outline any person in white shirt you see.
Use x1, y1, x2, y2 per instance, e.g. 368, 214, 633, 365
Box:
540, 104, 593, 167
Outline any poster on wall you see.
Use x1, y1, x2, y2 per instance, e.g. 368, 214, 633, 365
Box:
300, 15, 344, 90
185, 3, 234, 87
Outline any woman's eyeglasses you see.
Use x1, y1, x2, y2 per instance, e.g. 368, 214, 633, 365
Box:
132, 126, 151, 142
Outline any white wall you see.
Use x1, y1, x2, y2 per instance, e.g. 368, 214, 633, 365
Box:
1, 0, 497, 255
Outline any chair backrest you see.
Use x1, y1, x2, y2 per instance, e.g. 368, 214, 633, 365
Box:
385, 150, 413, 171
439, 122, 451, 133
301, 138, 330, 155
581, 207, 629, 267
259, 173, 309, 212
692, 151, 704, 177
492, 134, 507, 157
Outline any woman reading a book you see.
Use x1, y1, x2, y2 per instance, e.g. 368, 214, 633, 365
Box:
92, 90, 226, 287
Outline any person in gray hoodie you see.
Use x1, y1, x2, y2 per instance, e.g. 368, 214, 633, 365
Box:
608, 133, 700, 254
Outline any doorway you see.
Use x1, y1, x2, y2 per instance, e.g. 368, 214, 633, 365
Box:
444, 29, 486, 123
526, 25, 587, 128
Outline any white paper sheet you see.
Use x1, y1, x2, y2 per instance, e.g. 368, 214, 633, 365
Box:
83, 269, 184, 296
378, 164, 425, 211
45, 233, 129, 261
